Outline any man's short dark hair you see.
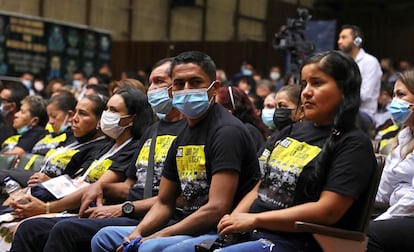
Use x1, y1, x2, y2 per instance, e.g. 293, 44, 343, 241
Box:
341, 24, 364, 42
3, 82, 29, 110
171, 51, 216, 82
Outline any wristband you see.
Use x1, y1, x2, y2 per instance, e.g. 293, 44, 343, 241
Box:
46, 202, 50, 214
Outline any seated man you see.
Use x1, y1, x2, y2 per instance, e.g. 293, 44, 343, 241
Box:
91, 51, 260, 252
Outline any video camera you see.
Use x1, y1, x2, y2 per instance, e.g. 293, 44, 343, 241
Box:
273, 8, 314, 53
272, 8, 315, 83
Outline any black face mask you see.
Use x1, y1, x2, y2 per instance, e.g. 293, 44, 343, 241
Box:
273, 108, 293, 131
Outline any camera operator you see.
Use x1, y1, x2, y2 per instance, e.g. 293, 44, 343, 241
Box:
338, 25, 382, 132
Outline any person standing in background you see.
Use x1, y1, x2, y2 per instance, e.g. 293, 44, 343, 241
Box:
338, 24, 382, 126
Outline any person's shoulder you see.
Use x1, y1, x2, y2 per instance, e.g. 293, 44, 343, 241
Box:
340, 127, 373, 147
359, 48, 380, 64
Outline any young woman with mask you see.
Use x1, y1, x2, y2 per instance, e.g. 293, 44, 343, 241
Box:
1, 96, 49, 158
216, 86, 268, 152
31, 91, 78, 156
25, 94, 110, 188
367, 70, 414, 252
273, 85, 302, 131
261, 92, 276, 131
9, 87, 154, 218
0, 92, 77, 200
181, 50, 376, 252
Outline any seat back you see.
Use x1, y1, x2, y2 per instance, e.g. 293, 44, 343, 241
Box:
14, 154, 44, 171
0, 154, 19, 170
358, 154, 386, 233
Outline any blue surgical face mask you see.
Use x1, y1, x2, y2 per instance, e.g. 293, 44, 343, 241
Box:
58, 114, 70, 134
22, 80, 32, 90
388, 98, 413, 125
241, 67, 252, 76
261, 108, 276, 128
172, 81, 215, 119
17, 125, 29, 134
147, 87, 173, 118
0, 103, 10, 118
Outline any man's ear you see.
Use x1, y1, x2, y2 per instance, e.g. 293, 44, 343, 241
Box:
212, 80, 221, 96
30, 117, 39, 127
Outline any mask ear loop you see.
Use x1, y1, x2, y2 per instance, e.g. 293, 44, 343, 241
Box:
228, 86, 236, 111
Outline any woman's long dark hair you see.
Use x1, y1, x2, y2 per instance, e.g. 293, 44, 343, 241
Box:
304, 50, 362, 195
114, 87, 154, 139
217, 86, 268, 139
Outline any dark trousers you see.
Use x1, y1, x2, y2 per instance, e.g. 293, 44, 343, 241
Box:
368, 218, 414, 252
10, 216, 141, 252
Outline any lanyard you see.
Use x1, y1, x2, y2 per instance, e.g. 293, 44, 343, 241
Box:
80, 138, 132, 180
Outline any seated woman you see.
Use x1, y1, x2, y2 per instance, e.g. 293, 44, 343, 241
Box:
273, 85, 303, 131
0, 96, 49, 158
216, 86, 268, 152
0, 92, 77, 198
1, 94, 111, 206
141, 50, 376, 252
10, 87, 154, 218
31, 91, 78, 156
368, 70, 414, 252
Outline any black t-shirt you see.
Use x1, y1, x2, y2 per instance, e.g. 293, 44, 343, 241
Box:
125, 119, 187, 201
31, 128, 77, 156
0, 123, 15, 145
162, 104, 260, 213
244, 122, 265, 154
41, 136, 111, 179
1, 126, 48, 153
83, 137, 140, 183
252, 121, 376, 231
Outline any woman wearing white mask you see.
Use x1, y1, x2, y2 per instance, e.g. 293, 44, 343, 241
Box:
368, 70, 414, 251
11, 87, 154, 217
1, 96, 49, 158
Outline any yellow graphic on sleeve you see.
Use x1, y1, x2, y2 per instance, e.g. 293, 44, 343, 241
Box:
268, 137, 321, 173
45, 148, 80, 169
32, 133, 67, 153
1, 135, 21, 151
176, 145, 206, 181
135, 135, 177, 167
85, 159, 113, 183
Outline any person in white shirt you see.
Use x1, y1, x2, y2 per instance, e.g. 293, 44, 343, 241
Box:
338, 24, 382, 125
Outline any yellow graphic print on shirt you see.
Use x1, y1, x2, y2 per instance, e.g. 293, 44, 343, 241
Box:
1, 135, 21, 151
41, 148, 80, 177
84, 159, 113, 183
32, 133, 67, 154
135, 135, 177, 191
260, 137, 321, 208
176, 145, 208, 211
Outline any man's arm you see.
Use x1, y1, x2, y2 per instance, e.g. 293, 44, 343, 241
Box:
126, 177, 181, 240
144, 170, 239, 239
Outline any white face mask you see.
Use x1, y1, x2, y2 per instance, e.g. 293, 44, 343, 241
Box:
270, 72, 280, 81
100, 110, 130, 139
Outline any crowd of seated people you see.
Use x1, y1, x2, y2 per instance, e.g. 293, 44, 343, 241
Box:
0, 49, 411, 252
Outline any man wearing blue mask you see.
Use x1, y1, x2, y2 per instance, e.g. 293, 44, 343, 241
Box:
0, 82, 29, 144
91, 51, 260, 252
10, 58, 187, 252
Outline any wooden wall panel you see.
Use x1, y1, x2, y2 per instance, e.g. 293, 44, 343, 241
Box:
43, 0, 86, 25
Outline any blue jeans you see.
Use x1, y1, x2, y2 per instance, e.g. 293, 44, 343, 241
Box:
140, 234, 217, 252
92, 226, 216, 252
92, 226, 135, 252
213, 231, 321, 252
